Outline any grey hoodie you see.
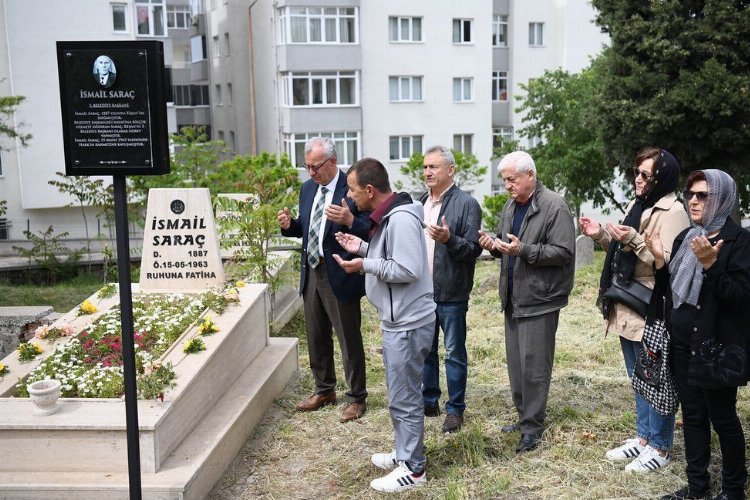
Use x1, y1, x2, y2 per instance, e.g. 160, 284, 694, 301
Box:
359, 194, 436, 331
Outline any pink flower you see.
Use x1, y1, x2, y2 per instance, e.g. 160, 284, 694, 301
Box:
34, 325, 50, 339
60, 325, 74, 336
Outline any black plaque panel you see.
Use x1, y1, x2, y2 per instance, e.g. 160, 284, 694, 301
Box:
57, 41, 169, 176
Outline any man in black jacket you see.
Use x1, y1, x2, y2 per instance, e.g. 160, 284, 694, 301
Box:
419, 146, 482, 433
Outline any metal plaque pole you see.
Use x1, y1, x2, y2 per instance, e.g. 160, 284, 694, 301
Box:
113, 175, 143, 499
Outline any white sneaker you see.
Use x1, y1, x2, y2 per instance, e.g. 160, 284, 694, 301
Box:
624, 445, 670, 473
606, 438, 645, 460
371, 450, 398, 470
370, 462, 426, 493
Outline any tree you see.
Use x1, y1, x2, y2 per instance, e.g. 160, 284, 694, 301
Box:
591, 0, 750, 210
512, 68, 621, 216
0, 94, 32, 148
130, 125, 230, 202
212, 153, 300, 291
395, 150, 488, 193
48, 172, 109, 266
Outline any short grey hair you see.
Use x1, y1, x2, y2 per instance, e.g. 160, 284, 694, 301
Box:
304, 136, 337, 160
498, 150, 536, 175
424, 145, 455, 167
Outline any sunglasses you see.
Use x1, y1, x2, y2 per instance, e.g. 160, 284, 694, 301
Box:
632, 167, 653, 181
683, 189, 709, 202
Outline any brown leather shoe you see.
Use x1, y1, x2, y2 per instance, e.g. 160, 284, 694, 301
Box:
296, 392, 336, 412
339, 401, 366, 422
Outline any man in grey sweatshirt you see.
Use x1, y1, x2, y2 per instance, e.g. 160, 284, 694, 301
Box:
333, 158, 436, 494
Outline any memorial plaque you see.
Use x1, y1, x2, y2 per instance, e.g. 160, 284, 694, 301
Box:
140, 188, 225, 291
57, 41, 169, 176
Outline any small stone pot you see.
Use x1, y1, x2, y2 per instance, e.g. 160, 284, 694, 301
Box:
27, 379, 62, 416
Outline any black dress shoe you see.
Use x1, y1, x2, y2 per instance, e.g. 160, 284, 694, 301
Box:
501, 422, 519, 433
424, 404, 440, 417
516, 433, 541, 453
660, 486, 710, 500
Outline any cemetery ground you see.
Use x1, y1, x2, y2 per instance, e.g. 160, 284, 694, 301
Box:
3, 255, 749, 498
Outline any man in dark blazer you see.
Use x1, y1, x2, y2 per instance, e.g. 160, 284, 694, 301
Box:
277, 137, 369, 422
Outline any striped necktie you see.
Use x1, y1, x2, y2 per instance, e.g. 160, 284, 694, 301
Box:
307, 186, 328, 268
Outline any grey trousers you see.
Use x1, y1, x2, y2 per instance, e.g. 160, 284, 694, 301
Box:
504, 302, 558, 435
382, 321, 435, 470
303, 261, 367, 402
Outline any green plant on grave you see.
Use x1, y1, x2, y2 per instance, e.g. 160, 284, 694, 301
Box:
212, 152, 300, 292
17, 342, 43, 362
183, 337, 206, 354
12, 226, 83, 285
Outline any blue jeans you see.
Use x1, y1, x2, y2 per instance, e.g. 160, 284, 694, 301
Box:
620, 336, 675, 451
422, 301, 468, 415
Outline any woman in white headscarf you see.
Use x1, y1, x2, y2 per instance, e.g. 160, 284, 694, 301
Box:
647, 169, 750, 500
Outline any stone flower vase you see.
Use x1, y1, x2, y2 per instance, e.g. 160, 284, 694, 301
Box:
27, 379, 62, 416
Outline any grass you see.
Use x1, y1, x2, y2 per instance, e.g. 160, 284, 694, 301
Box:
210, 254, 750, 499
0, 273, 105, 312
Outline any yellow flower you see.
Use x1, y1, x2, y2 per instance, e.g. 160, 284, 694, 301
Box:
235, 280, 246, 288
0, 363, 7, 375
34, 344, 43, 353
80, 300, 98, 315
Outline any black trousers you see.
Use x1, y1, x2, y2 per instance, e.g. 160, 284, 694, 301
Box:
302, 261, 367, 403
671, 338, 746, 498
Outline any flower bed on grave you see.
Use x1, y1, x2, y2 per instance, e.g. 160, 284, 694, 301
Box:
15, 283, 241, 400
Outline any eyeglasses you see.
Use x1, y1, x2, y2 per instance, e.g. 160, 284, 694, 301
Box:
303, 157, 331, 173
683, 189, 709, 202
632, 167, 654, 181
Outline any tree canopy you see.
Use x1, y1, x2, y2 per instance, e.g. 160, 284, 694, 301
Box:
0, 94, 31, 149
591, 0, 750, 208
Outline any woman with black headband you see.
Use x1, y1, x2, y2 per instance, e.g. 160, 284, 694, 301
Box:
647, 170, 750, 500
580, 148, 689, 473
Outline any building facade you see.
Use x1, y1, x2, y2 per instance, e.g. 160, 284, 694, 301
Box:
0, 0, 606, 255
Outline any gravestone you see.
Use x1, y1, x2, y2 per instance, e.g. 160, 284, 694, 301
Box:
140, 188, 225, 291
575, 234, 595, 270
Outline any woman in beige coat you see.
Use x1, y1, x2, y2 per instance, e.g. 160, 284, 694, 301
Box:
579, 148, 689, 473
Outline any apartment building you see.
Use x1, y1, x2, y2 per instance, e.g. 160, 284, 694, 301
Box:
0, 0, 606, 253
205, 0, 605, 198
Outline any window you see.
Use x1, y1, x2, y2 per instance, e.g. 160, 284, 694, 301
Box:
492, 127, 513, 149
167, 5, 191, 28
112, 3, 128, 32
284, 131, 360, 167
453, 78, 473, 102
492, 71, 508, 101
0, 219, 8, 241
279, 7, 358, 44
173, 85, 190, 106
190, 35, 205, 61
388, 16, 421, 42
389, 76, 422, 102
452, 19, 472, 43
529, 22, 544, 46
528, 135, 543, 148
190, 0, 205, 16
224, 33, 230, 56
453, 134, 473, 154
492, 15, 508, 47
389, 136, 422, 161
229, 131, 236, 151
282, 71, 358, 107
226, 83, 232, 105
190, 85, 209, 105
215, 84, 222, 105
0, 154, 3, 176
136, 0, 166, 36
212, 35, 220, 57
218, 130, 225, 142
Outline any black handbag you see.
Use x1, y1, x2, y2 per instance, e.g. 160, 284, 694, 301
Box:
603, 276, 653, 318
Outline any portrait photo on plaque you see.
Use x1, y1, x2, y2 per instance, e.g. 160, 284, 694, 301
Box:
93, 55, 117, 88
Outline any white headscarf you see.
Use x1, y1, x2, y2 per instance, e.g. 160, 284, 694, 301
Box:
668, 169, 736, 308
